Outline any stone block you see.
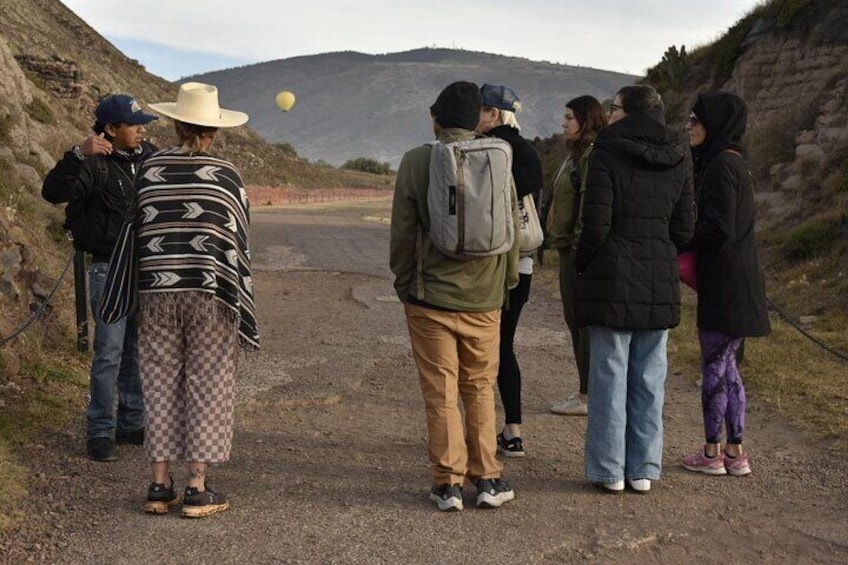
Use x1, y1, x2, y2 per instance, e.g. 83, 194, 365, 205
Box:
795, 143, 825, 161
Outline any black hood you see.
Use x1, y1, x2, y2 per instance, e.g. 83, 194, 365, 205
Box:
691, 91, 747, 170
595, 111, 686, 171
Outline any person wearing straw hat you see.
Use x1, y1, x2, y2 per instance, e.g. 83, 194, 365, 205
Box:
133, 82, 259, 518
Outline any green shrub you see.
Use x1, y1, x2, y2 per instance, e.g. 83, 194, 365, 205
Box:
782, 219, 840, 260
652, 45, 690, 91
342, 157, 393, 175
0, 113, 11, 144
775, 0, 813, 28
26, 98, 56, 125
274, 142, 298, 158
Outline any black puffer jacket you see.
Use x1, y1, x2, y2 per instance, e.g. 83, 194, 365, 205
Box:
691, 92, 771, 337
576, 111, 694, 330
42, 141, 156, 261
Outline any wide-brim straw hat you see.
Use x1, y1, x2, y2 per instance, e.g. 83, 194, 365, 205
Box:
149, 82, 248, 128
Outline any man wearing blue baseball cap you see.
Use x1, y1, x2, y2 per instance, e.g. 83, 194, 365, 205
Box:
42, 94, 158, 462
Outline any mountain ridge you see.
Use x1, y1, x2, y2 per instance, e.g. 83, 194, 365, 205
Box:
190, 47, 639, 167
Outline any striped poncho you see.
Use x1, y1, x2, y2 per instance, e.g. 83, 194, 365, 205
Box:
133, 147, 259, 350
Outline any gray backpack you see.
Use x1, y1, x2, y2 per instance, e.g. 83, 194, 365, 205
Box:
426, 137, 514, 260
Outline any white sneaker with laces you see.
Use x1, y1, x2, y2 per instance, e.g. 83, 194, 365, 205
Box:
550, 393, 588, 415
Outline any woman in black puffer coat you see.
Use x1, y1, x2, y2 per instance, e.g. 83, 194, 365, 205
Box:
681, 92, 770, 478
576, 85, 694, 494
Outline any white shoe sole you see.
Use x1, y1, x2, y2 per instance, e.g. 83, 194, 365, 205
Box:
497, 446, 526, 458
429, 494, 463, 512
476, 490, 515, 508
682, 463, 728, 476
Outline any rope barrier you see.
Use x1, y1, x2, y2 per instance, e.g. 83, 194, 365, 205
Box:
0, 250, 74, 348
766, 295, 848, 364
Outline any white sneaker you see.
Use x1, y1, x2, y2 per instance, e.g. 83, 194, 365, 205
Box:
628, 479, 651, 493
593, 480, 624, 494
550, 393, 588, 415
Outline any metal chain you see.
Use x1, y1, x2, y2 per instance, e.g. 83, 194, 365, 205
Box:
0, 250, 75, 347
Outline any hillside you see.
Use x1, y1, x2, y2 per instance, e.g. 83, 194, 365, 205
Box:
0, 0, 390, 490
641, 0, 848, 320
191, 48, 638, 167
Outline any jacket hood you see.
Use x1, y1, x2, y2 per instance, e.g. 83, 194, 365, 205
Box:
595, 111, 685, 170
691, 91, 747, 169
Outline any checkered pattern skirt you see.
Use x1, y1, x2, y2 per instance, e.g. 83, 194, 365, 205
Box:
138, 291, 239, 463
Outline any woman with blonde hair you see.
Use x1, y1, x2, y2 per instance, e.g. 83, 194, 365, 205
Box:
477, 83, 544, 457
548, 95, 607, 416
106, 82, 259, 518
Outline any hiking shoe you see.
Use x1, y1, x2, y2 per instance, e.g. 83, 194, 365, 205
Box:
181, 484, 230, 518
550, 393, 588, 416
628, 479, 651, 494
497, 432, 525, 458
475, 478, 515, 508
116, 428, 144, 446
144, 474, 180, 514
724, 453, 752, 476
86, 437, 117, 462
429, 484, 463, 512
592, 480, 625, 494
682, 448, 727, 476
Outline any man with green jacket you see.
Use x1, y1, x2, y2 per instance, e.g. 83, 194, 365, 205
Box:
390, 81, 519, 512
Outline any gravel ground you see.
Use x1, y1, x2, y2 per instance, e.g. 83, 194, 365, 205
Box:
1, 201, 846, 564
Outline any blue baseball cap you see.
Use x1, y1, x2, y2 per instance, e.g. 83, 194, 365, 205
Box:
95, 94, 158, 125
480, 84, 521, 112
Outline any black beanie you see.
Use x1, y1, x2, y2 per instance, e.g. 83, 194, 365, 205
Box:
430, 81, 481, 130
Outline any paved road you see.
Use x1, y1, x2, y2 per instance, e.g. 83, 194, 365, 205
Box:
4, 200, 847, 564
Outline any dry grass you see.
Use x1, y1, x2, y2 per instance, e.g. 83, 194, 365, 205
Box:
671, 292, 848, 449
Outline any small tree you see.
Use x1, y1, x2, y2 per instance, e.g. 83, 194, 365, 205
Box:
654, 45, 689, 91
342, 157, 393, 175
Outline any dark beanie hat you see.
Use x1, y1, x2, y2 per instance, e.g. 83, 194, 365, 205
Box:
430, 81, 481, 130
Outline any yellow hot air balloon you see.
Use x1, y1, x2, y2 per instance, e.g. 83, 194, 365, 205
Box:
275, 90, 296, 112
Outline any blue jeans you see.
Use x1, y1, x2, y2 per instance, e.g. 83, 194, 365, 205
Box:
585, 326, 668, 483
86, 262, 144, 439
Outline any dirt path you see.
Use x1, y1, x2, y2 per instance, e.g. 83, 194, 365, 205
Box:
2, 200, 847, 563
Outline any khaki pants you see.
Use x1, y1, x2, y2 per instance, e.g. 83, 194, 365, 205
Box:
404, 303, 503, 485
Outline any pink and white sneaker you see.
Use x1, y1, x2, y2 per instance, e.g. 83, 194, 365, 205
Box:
682, 448, 727, 475
724, 452, 752, 476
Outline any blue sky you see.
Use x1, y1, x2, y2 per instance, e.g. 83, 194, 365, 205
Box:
61, 0, 763, 80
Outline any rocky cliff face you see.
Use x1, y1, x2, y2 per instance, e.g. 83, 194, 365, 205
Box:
728, 36, 848, 225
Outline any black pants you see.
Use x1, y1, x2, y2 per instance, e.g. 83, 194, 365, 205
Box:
497, 273, 532, 425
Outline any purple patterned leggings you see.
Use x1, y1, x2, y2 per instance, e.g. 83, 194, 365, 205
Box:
699, 330, 746, 444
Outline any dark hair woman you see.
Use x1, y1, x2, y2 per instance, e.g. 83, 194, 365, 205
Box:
548, 95, 607, 416
681, 91, 770, 478
577, 84, 694, 493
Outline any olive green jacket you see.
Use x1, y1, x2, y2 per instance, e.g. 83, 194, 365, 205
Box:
547, 145, 594, 251
389, 128, 520, 312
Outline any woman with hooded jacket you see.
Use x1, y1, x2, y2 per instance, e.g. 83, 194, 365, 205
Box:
577, 85, 694, 494
682, 92, 770, 477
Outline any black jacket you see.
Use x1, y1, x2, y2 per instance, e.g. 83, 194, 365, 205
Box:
691, 92, 771, 337
487, 125, 543, 201
42, 141, 156, 261
576, 111, 694, 330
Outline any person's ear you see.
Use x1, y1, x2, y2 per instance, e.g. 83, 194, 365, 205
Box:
104, 123, 118, 137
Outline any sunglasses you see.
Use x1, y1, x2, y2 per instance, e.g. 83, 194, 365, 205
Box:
607, 103, 624, 114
